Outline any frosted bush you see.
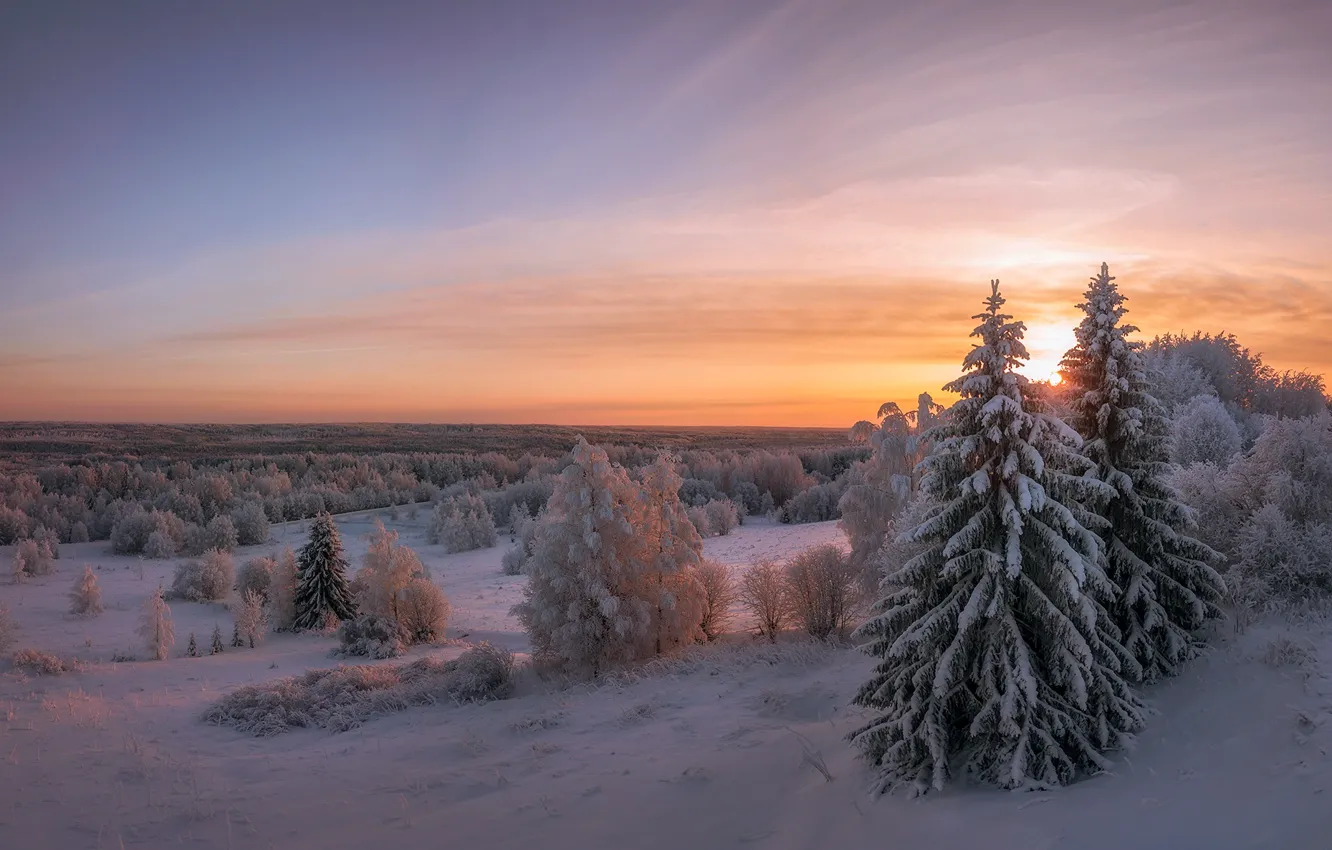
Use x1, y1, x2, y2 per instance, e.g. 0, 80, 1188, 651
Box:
780, 480, 846, 524
685, 504, 712, 537
335, 614, 407, 659
202, 643, 515, 736
231, 502, 271, 546
783, 544, 860, 640
69, 565, 104, 617
236, 556, 276, 601
30, 525, 59, 559
112, 509, 186, 555
11, 648, 83, 675
427, 493, 497, 553
352, 519, 429, 622
170, 549, 236, 602
397, 578, 450, 644
739, 559, 791, 642
1230, 504, 1332, 610
1171, 395, 1242, 466
13, 538, 54, 579
694, 559, 736, 641
143, 530, 176, 559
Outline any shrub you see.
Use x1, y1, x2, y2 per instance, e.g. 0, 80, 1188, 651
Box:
11, 648, 82, 675
170, 549, 236, 602
686, 504, 713, 537
427, 493, 497, 553
143, 530, 177, 559
0, 603, 15, 653
1229, 503, 1332, 610
335, 614, 407, 659
13, 538, 55, 579
694, 559, 736, 641
1171, 395, 1242, 466
782, 544, 860, 640
69, 521, 90, 544
397, 578, 451, 644
69, 565, 104, 617
112, 509, 186, 555
780, 479, 846, 524
203, 515, 239, 553
30, 526, 60, 559
236, 556, 276, 602
501, 511, 540, 576
202, 643, 515, 736
352, 519, 428, 622
739, 559, 790, 642
231, 502, 271, 546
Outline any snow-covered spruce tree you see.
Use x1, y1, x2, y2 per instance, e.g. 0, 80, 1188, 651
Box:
292, 513, 357, 630
1059, 263, 1226, 681
849, 280, 1144, 794
210, 623, 224, 654
69, 565, 104, 617
138, 587, 175, 661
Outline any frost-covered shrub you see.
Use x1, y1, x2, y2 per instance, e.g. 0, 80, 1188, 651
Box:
69, 565, 104, 617
739, 559, 790, 642
11, 648, 82, 675
112, 509, 186, 555
231, 502, 271, 546
335, 614, 407, 659
352, 520, 428, 622
143, 530, 177, 559
783, 544, 860, 640
780, 479, 845, 524
170, 549, 236, 602
1229, 504, 1332, 610
484, 479, 555, 530
69, 521, 90, 544
0, 603, 15, 653
501, 509, 539, 575
427, 493, 497, 553
13, 538, 55, 579
679, 477, 722, 507
1171, 395, 1242, 466
0, 506, 29, 545
694, 559, 736, 641
236, 556, 276, 602
30, 525, 59, 559
203, 644, 515, 736
201, 515, 239, 554
138, 588, 175, 661
731, 481, 763, 516
397, 578, 450, 644
688, 499, 739, 538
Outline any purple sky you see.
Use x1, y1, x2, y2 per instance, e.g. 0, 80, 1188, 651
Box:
2, 0, 1329, 424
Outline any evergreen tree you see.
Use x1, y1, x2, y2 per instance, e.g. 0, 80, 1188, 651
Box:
210, 623, 224, 655
1059, 263, 1226, 681
187, 633, 199, 657
849, 280, 1144, 794
231, 621, 244, 648
292, 512, 357, 630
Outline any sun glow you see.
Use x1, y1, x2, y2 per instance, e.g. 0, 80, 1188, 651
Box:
1020, 321, 1076, 386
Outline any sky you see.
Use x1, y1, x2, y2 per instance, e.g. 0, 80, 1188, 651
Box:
1, 0, 1329, 426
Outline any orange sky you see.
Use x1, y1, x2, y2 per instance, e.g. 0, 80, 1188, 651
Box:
2, 2, 1329, 426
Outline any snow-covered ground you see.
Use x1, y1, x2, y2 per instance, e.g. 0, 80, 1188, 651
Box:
1, 513, 1329, 849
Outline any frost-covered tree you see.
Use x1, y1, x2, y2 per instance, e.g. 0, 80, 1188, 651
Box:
267, 546, 299, 631
138, 587, 175, 661
513, 439, 703, 674
427, 493, 497, 553
233, 589, 268, 648
1060, 264, 1226, 681
1170, 395, 1243, 466
840, 394, 944, 569
293, 513, 357, 630
231, 501, 271, 546
69, 565, 104, 617
210, 623, 225, 654
187, 633, 199, 657
850, 280, 1144, 795
352, 519, 427, 623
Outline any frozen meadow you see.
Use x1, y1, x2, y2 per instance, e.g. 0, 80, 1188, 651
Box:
1, 510, 1329, 850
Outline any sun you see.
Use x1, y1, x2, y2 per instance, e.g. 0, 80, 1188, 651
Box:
1047, 371, 1064, 386
1019, 321, 1075, 387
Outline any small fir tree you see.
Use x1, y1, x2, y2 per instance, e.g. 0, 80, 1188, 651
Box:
69, 565, 104, 617
849, 280, 1144, 794
210, 623, 225, 655
292, 513, 357, 630
1059, 263, 1226, 681
231, 621, 244, 648
138, 587, 175, 661
187, 633, 199, 657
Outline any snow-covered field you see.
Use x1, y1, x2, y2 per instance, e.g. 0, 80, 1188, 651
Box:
1, 513, 1329, 850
